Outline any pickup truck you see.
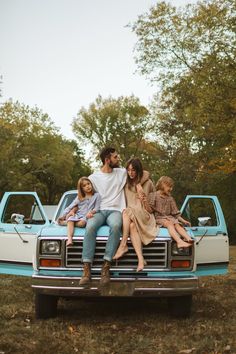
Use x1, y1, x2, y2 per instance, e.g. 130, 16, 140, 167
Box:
0, 191, 229, 318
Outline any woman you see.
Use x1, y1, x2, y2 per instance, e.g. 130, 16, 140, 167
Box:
113, 158, 158, 271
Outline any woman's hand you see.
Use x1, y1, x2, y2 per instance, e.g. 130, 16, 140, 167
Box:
136, 183, 152, 212
136, 183, 146, 201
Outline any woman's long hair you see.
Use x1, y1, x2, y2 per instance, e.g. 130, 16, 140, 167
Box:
126, 158, 143, 189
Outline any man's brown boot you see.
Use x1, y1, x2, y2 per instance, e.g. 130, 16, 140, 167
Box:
100, 260, 111, 286
79, 263, 91, 286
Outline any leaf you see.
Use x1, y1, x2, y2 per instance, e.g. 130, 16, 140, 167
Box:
178, 349, 196, 354
68, 325, 76, 334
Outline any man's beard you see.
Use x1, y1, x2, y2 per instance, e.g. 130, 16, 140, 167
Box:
109, 161, 120, 168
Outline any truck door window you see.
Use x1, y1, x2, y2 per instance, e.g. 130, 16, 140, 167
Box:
182, 198, 218, 227
1, 195, 46, 225
55, 193, 77, 220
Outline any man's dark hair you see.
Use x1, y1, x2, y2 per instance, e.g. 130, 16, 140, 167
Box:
100, 147, 116, 165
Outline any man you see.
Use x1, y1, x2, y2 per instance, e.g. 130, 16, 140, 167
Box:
79, 147, 127, 286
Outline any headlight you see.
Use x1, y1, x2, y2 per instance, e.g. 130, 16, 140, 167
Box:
171, 243, 191, 256
41, 240, 61, 254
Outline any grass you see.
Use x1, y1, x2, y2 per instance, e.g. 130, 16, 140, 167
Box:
1, 247, 236, 354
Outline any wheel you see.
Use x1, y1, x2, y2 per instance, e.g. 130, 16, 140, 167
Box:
35, 293, 58, 319
167, 295, 192, 318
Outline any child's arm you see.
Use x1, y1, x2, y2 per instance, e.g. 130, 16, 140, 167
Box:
93, 193, 101, 213
178, 216, 191, 227
142, 197, 153, 213
86, 210, 96, 219
57, 216, 66, 224
57, 198, 79, 223
147, 192, 156, 213
170, 197, 191, 226
86, 193, 101, 219
66, 206, 78, 220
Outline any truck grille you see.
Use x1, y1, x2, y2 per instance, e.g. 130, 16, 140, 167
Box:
66, 240, 168, 269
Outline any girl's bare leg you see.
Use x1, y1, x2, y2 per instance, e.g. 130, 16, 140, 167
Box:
174, 224, 194, 243
113, 211, 130, 259
67, 220, 86, 246
129, 222, 145, 272
66, 221, 75, 246
162, 220, 192, 249
75, 220, 86, 228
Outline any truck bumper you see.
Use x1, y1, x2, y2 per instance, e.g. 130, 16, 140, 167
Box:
32, 274, 199, 297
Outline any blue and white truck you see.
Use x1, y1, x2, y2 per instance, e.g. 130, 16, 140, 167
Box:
0, 191, 229, 318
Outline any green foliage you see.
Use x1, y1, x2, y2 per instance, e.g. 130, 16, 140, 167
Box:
132, 0, 236, 240
72, 95, 158, 164
0, 100, 91, 203
132, 0, 236, 87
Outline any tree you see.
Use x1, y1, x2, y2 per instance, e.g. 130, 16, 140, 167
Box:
0, 100, 91, 203
132, 0, 236, 241
72, 95, 157, 164
132, 0, 236, 88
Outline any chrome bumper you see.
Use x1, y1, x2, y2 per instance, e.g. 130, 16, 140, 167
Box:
32, 274, 199, 297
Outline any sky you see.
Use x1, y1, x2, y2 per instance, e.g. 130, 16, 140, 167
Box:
0, 0, 197, 140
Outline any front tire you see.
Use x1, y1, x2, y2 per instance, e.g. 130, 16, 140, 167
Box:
167, 295, 192, 318
35, 293, 58, 319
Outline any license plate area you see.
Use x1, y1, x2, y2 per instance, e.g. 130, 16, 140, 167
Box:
99, 282, 135, 296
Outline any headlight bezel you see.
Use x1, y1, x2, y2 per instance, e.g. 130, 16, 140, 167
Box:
171, 243, 192, 256
40, 240, 61, 255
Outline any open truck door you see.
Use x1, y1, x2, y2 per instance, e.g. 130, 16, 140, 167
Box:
181, 195, 229, 276
0, 192, 50, 276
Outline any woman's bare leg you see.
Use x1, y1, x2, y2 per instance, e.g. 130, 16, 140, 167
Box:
113, 211, 130, 259
174, 224, 193, 243
129, 222, 145, 272
162, 220, 192, 249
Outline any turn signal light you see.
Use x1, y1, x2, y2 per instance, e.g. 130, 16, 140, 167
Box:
171, 260, 191, 268
40, 259, 61, 267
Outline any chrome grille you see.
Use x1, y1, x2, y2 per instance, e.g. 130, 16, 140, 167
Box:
66, 240, 168, 268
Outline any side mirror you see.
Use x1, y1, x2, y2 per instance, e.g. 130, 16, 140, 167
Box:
198, 216, 211, 227
11, 213, 25, 224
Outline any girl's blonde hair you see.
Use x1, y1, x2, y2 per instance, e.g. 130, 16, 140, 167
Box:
77, 177, 95, 200
156, 176, 174, 191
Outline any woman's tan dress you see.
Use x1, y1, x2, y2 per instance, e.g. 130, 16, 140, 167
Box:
124, 171, 159, 245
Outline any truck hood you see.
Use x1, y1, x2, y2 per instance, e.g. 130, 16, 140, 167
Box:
39, 223, 171, 238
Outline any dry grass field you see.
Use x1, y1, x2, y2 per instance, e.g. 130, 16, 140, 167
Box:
0, 247, 236, 354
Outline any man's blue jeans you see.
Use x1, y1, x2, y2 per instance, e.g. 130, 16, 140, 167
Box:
82, 210, 122, 263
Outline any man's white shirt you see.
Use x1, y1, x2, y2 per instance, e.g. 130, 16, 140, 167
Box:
89, 168, 127, 212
